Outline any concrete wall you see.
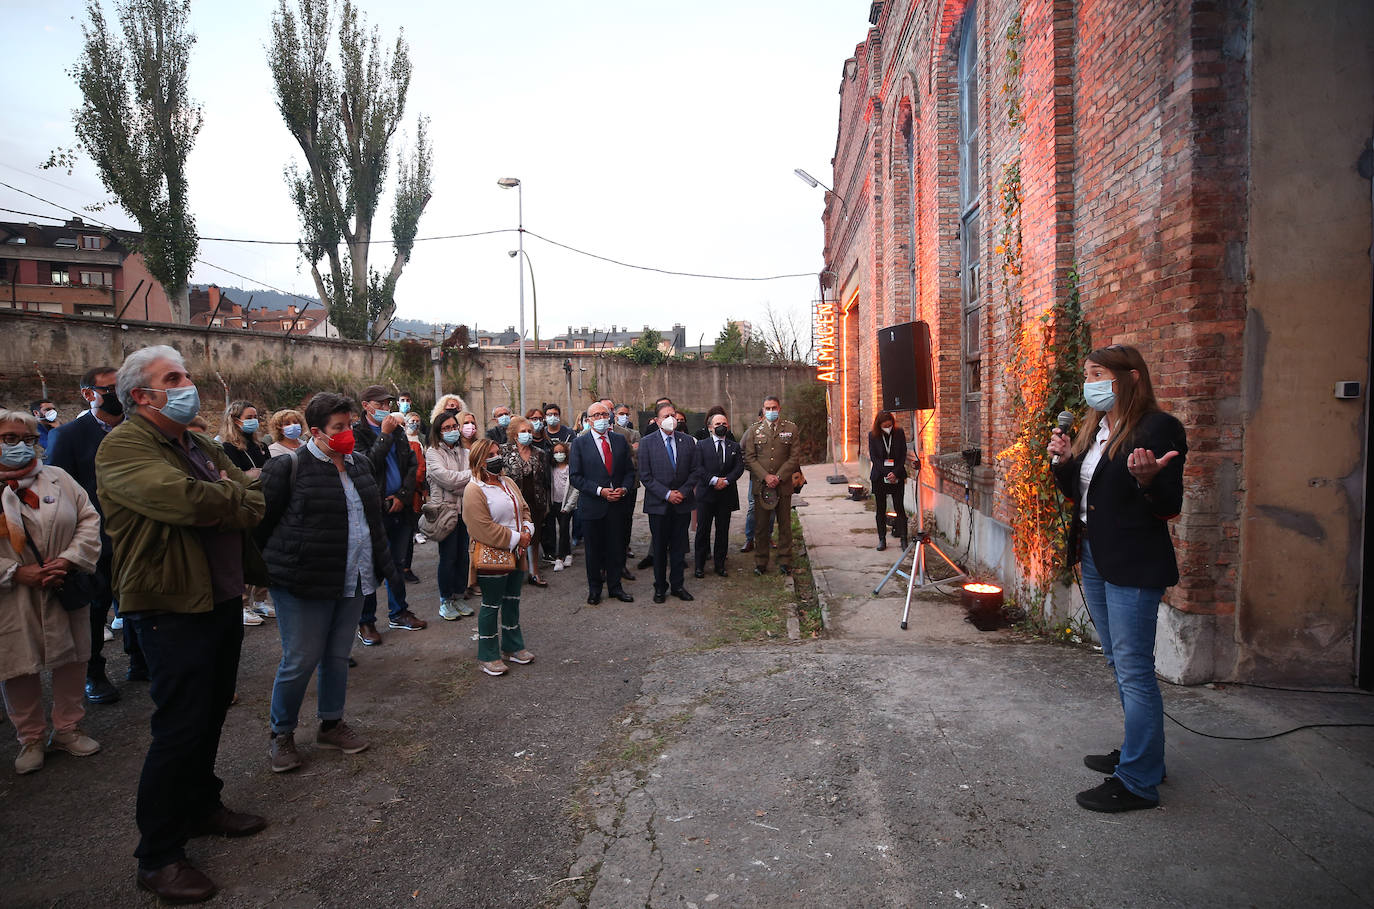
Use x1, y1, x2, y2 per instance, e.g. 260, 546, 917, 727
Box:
1238, 1, 1373, 684
0, 311, 816, 437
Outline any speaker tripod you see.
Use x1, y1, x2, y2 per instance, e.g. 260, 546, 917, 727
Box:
871, 455, 967, 630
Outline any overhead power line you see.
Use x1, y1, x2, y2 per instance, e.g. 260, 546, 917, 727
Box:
0, 179, 817, 283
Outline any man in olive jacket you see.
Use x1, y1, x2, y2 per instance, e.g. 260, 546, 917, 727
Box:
95, 345, 267, 905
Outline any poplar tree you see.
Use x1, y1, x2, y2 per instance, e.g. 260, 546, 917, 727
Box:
268, 0, 432, 340
71, 0, 202, 323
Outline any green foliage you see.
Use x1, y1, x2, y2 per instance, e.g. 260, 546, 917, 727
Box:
784, 380, 829, 465
268, 0, 433, 340
69, 0, 202, 320
710, 321, 746, 363
622, 329, 667, 365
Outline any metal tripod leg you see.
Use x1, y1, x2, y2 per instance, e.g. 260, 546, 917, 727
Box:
898, 533, 969, 631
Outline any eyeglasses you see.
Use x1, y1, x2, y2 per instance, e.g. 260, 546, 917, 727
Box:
83, 384, 116, 394
1, 433, 40, 446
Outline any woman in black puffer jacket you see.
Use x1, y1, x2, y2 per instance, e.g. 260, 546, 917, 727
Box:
253, 392, 398, 774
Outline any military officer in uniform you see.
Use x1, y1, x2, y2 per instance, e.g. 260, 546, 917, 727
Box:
741, 394, 801, 575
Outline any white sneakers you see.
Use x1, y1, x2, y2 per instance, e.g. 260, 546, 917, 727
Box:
242, 607, 264, 626
563, 555, 574, 568
19, 728, 104, 773
553, 561, 564, 572
251, 600, 276, 618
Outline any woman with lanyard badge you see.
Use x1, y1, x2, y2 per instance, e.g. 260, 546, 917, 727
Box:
867, 410, 908, 552
461, 439, 535, 677
1047, 343, 1186, 813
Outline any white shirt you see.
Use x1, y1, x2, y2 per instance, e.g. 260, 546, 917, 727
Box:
472, 476, 532, 550
551, 463, 570, 504
590, 430, 615, 496
1078, 417, 1111, 524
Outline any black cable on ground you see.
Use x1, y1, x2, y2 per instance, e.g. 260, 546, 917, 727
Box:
1164, 712, 1374, 742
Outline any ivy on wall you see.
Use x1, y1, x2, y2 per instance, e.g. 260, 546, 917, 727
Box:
1002, 15, 1024, 130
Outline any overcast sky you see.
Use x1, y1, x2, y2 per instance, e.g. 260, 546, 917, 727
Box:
0, 0, 867, 348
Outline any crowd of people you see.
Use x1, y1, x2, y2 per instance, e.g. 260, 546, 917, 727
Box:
0, 344, 802, 903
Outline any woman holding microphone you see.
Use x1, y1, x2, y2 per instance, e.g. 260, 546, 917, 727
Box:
1048, 343, 1186, 813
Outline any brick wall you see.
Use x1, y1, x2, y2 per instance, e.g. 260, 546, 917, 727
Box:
824, 0, 1274, 677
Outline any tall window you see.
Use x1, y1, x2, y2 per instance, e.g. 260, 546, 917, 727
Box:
957, 0, 981, 447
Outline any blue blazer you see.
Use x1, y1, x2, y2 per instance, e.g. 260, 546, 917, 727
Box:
638, 430, 703, 515
46, 411, 111, 517
568, 429, 633, 519
694, 435, 745, 511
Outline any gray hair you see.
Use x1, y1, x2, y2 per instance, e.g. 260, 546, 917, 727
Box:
117, 345, 187, 412
587, 399, 609, 416
0, 408, 38, 433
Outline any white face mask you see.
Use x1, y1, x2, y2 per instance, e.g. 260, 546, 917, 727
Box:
42, 409, 58, 423
659, 416, 677, 433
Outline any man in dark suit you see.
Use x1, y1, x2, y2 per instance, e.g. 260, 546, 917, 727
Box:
638, 402, 703, 603
46, 364, 145, 703
353, 385, 424, 645
569, 400, 634, 605
693, 410, 745, 578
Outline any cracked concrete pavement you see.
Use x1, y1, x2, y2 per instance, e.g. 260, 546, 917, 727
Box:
568, 465, 1374, 909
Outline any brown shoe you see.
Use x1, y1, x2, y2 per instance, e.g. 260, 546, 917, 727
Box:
189, 805, 267, 838
137, 859, 217, 903
316, 720, 369, 754
740, 540, 755, 553
480, 660, 508, 676
503, 649, 535, 664
357, 623, 383, 646
388, 610, 428, 631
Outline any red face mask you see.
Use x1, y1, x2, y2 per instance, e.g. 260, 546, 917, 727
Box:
323, 428, 355, 455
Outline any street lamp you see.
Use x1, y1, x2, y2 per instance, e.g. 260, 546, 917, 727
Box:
795, 167, 850, 483
507, 249, 538, 352
498, 176, 526, 413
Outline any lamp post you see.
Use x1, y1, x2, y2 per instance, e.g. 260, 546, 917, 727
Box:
795, 168, 851, 484
507, 248, 538, 352
497, 176, 526, 413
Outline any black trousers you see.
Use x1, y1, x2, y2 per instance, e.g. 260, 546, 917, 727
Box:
86, 549, 114, 678
584, 502, 628, 597
554, 510, 573, 559
128, 597, 244, 870
649, 510, 691, 594
694, 500, 733, 572
874, 480, 908, 541
621, 487, 638, 553
541, 510, 558, 557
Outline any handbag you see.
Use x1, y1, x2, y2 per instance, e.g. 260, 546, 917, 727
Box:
472, 539, 517, 573
22, 523, 99, 612
561, 485, 580, 514
418, 501, 460, 542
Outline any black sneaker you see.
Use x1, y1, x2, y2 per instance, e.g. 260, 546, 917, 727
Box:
403, 569, 420, 583
1075, 776, 1158, 813
1083, 749, 1121, 774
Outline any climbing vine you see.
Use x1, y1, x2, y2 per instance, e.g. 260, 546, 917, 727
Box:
997, 267, 1091, 628
1001, 14, 1024, 130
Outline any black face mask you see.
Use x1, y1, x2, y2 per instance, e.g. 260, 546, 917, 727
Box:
445, 407, 459, 418
713, 425, 729, 438
96, 390, 124, 416
485, 457, 504, 476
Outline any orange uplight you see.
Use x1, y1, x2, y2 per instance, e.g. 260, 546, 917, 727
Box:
963, 583, 1003, 594
841, 298, 855, 460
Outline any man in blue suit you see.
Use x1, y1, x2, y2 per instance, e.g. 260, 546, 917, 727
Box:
569, 400, 635, 605
638, 401, 703, 603
48, 364, 152, 703
693, 410, 745, 578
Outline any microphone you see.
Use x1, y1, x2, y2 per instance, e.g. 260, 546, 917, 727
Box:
1051, 411, 1073, 465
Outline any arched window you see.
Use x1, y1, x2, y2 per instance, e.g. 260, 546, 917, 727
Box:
956, 0, 981, 447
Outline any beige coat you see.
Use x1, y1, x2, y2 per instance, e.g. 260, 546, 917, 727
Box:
0, 466, 102, 679
461, 476, 531, 587
425, 442, 472, 511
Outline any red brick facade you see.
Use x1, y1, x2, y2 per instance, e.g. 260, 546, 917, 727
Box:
821, 1, 1374, 683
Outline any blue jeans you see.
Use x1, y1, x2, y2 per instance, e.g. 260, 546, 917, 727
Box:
1080, 539, 1166, 800
360, 510, 410, 624
269, 588, 365, 734
437, 520, 470, 600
